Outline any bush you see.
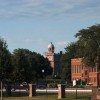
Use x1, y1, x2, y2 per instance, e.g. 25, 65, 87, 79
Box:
49, 82, 57, 88
73, 85, 85, 88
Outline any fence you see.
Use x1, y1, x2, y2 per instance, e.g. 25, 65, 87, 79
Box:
0, 83, 92, 100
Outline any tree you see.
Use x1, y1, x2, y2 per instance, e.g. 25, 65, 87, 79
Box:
0, 37, 12, 82
30, 52, 52, 80
12, 48, 52, 83
60, 53, 69, 81
60, 42, 78, 82
75, 24, 100, 66
12, 49, 30, 82
61, 24, 100, 82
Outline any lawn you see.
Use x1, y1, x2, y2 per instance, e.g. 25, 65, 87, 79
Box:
2, 93, 91, 100
2, 96, 91, 100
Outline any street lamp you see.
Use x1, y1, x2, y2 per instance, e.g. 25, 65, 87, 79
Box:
54, 75, 57, 89
54, 75, 56, 79
42, 69, 47, 96
42, 69, 44, 78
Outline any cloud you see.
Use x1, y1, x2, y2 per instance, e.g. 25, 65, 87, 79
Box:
55, 40, 70, 47
24, 38, 47, 45
6, 36, 70, 53
0, 0, 100, 21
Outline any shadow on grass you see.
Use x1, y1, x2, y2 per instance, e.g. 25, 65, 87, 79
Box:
3, 91, 58, 97
2, 92, 91, 100
3, 91, 28, 97
65, 93, 91, 100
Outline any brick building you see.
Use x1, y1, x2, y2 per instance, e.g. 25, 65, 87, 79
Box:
71, 58, 100, 86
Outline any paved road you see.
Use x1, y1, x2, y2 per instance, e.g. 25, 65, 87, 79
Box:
1, 88, 92, 93
36, 89, 92, 93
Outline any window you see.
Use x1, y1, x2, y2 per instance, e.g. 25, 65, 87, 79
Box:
94, 77, 96, 82
75, 66, 76, 73
82, 65, 83, 69
89, 68, 91, 72
82, 74, 83, 77
92, 67, 93, 72
77, 65, 78, 73
89, 78, 91, 82
72, 66, 74, 73
79, 65, 81, 73
85, 71, 87, 75
85, 79, 87, 83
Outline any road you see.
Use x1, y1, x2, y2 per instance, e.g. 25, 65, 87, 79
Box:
0, 88, 92, 93
36, 89, 92, 93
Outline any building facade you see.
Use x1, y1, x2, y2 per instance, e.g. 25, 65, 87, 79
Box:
44, 42, 61, 77
71, 58, 100, 86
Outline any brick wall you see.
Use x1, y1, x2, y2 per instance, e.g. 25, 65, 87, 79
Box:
71, 58, 100, 86
91, 86, 100, 100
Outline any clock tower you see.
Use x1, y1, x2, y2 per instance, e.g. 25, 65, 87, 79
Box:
44, 42, 61, 77
48, 42, 54, 53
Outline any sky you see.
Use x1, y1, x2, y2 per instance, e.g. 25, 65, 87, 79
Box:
0, 0, 100, 54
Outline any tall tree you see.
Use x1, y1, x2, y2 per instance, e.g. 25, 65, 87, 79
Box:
12, 49, 30, 82
61, 24, 100, 82
75, 24, 100, 66
61, 42, 78, 81
12, 49, 52, 83
0, 37, 12, 82
29, 52, 52, 80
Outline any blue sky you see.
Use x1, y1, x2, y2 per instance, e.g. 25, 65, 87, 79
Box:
0, 0, 100, 54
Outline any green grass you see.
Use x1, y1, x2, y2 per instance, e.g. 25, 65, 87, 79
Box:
1, 96, 91, 100
1, 93, 91, 100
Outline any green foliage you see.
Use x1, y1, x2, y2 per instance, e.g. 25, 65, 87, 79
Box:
1, 24, 100, 85
75, 24, 100, 66
12, 49, 31, 82
12, 48, 52, 83
0, 37, 12, 82
49, 82, 57, 88
60, 42, 79, 82
62, 24, 100, 82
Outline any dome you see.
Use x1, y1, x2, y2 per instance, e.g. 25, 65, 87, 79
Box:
48, 42, 54, 49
